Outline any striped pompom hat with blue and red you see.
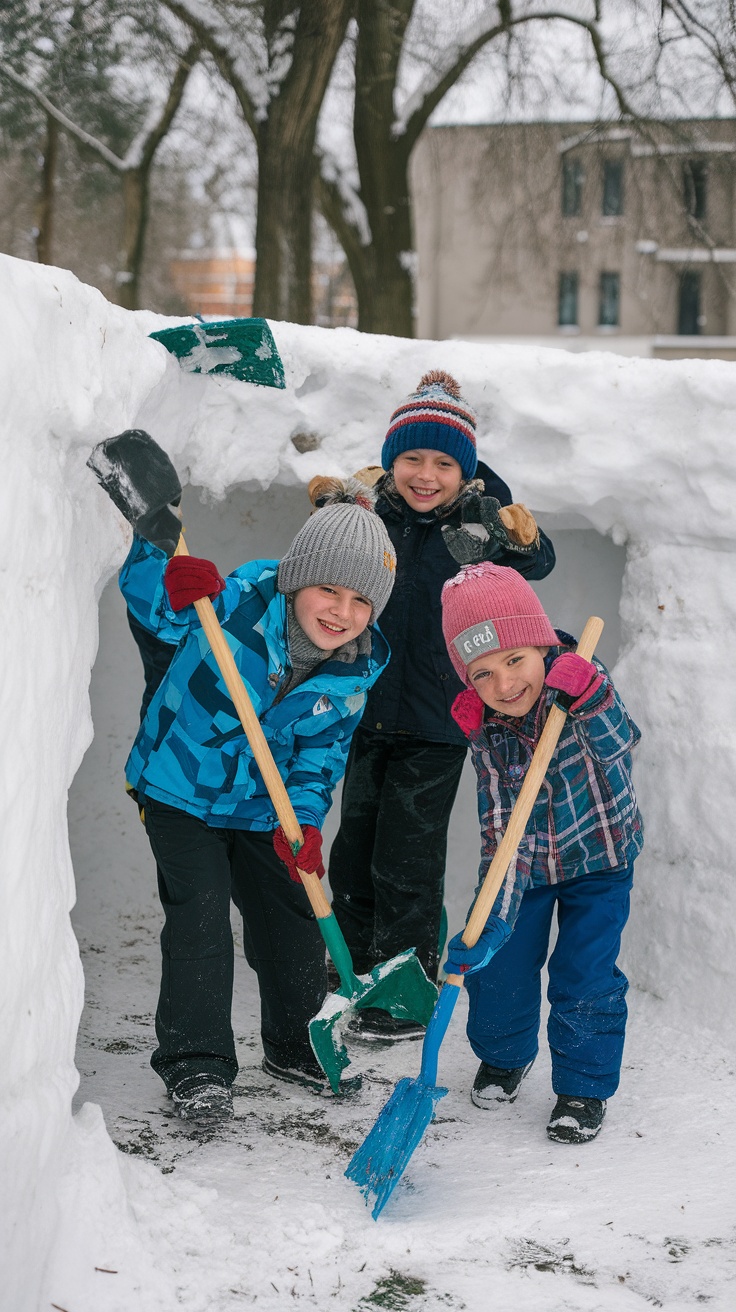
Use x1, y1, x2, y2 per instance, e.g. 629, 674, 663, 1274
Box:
381, 370, 478, 481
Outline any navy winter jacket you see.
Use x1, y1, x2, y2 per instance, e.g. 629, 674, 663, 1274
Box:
362, 462, 556, 745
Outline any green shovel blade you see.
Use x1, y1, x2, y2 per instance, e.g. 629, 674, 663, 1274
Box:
149, 317, 285, 388
309, 922, 438, 1093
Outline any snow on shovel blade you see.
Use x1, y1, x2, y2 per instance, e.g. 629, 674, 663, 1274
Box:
149, 317, 286, 389
345, 982, 461, 1219
309, 948, 438, 1094
87, 429, 184, 556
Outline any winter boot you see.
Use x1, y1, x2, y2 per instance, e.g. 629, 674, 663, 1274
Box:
171, 1074, 234, 1123
546, 1095, 607, 1144
262, 1056, 362, 1097
471, 1059, 535, 1108
348, 1006, 425, 1041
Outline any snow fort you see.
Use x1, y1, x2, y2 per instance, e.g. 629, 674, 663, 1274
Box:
1, 253, 734, 1309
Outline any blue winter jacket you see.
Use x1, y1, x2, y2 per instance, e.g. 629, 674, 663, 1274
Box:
120, 536, 390, 830
452, 635, 644, 928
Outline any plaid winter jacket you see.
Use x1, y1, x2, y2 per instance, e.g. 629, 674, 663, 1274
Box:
452, 635, 643, 928
120, 536, 390, 830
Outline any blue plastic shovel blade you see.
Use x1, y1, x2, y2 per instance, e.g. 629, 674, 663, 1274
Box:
345, 983, 461, 1218
346, 1075, 448, 1219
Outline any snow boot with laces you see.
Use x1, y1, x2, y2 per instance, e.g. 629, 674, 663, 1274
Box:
171, 1073, 234, 1123
262, 1056, 362, 1096
546, 1094, 607, 1143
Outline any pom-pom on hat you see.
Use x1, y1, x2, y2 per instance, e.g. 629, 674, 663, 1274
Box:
278, 481, 397, 619
382, 370, 478, 481
441, 562, 558, 684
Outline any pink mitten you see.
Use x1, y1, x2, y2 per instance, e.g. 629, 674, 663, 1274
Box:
545, 652, 604, 712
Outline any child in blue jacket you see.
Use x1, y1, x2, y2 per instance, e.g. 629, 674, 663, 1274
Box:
119, 493, 396, 1121
441, 561, 643, 1144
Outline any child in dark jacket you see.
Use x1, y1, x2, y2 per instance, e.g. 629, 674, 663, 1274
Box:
327, 371, 555, 1036
119, 492, 396, 1121
441, 562, 643, 1144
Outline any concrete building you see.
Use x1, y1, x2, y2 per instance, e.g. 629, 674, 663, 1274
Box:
412, 119, 736, 359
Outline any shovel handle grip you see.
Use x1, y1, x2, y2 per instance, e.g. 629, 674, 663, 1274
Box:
174, 535, 332, 920
445, 615, 604, 985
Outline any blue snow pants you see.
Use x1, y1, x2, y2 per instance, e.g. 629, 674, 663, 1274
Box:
464, 863, 634, 1100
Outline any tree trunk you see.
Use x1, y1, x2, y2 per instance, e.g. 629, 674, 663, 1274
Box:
350, 0, 415, 336
118, 169, 148, 311
252, 116, 316, 323
251, 0, 353, 323
35, 113, 58, 264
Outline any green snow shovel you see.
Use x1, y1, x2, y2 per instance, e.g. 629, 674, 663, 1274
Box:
86, 429, 438, 1092
149, 316, 285, 388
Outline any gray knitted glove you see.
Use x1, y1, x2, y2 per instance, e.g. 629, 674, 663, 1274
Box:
441, 497, 540, 565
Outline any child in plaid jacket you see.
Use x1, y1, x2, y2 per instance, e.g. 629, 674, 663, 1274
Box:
441, 561, 643, 1145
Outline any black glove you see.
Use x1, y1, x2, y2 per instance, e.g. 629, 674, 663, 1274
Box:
441, 496, 539, 566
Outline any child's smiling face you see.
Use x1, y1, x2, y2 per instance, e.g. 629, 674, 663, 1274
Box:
466, 645, 549, 717
392, 449, 464, 512
293, 584, 372, 650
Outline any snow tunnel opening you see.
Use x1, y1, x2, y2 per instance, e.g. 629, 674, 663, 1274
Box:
68, 489, 626, 1119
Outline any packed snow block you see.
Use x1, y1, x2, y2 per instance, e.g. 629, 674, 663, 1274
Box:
2, 251, 736, 1302
616, 542, 736, 1021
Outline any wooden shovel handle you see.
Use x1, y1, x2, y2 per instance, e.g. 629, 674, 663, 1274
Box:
445, 615, 604, 985
174, 535, 332, 919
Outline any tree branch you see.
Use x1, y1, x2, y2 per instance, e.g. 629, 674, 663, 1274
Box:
123, 39, 201, 170
400, 7, 647, 155
315, 165, 368, 268
0, 62, 123, 169
161, 0, 261, 136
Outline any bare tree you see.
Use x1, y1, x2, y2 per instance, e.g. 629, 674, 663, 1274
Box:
163, 0, 353, 324
661, 2, 736, 109
315, 0, 674, 336
0, 41, 200, 309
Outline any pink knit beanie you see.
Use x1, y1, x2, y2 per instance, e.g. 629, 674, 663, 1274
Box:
441, 562, 558, 684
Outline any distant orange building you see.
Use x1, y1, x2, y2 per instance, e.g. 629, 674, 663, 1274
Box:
170, 249, 256, 317
169, 247, 357, 327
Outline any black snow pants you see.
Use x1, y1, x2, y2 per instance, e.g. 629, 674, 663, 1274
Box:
328, 727, 466, 982
143, 796, 327, 1091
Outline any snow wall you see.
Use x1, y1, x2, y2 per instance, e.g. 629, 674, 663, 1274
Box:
1, 252, 735, 1307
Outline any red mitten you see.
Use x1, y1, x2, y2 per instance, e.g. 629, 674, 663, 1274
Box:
273, 825, 325, 884
164, 556, 225, 611
545, 652, 605, 712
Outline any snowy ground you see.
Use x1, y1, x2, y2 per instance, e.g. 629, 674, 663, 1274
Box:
66, 485, 736, 1312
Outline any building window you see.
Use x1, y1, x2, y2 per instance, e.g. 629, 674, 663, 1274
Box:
678, 271, 701, 334
562, 159, 584, 216
598, 272, 620, 327
602, 160, 624, 216
558, 271, 579, 326
683, 161, 707, 220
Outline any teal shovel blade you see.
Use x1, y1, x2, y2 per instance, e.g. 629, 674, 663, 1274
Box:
149, 317, 285, 388
309, 916, 438, 1093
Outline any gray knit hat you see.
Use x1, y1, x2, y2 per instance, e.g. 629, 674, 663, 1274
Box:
278, 488, 397, 619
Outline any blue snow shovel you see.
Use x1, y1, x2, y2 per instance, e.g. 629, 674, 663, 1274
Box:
346, 615, 605, 1218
